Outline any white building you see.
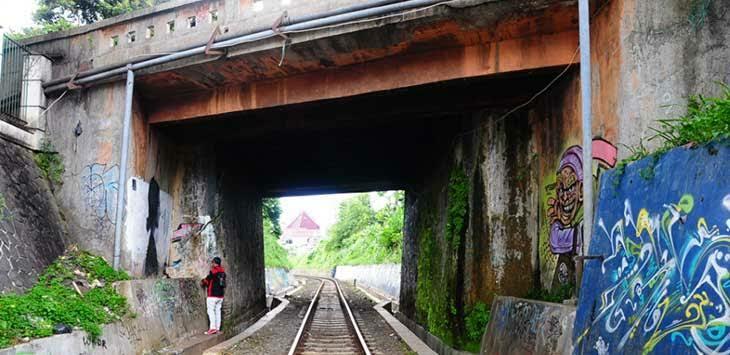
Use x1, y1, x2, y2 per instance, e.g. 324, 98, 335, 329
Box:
279, 211, 321, 255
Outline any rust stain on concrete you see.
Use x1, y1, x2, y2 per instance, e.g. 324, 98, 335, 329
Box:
147, 30, 578, 123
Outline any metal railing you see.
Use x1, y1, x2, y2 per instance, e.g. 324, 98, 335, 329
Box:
0, 34, 31, 126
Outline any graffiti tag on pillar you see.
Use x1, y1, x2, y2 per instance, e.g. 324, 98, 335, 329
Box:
81, 163, 119, 233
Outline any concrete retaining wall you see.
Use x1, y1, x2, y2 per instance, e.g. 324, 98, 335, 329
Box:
1, 278, 208, 354
481, 296, 575, 355
573, 142, 730, 354
335, 264, 400, 299
264, 267, 295, 295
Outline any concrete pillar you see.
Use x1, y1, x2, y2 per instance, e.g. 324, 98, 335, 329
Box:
21, 55, 52, 132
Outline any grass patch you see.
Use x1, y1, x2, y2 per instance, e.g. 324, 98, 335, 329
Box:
0, 249, 130, 348
463, 301, 491, 352
33, 140, 65, 186
616, 83, 730, 172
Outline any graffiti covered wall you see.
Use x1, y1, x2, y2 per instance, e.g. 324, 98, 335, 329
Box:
539, 139, 617, 289
573, 142, 729, 354
122, 177, 173, 277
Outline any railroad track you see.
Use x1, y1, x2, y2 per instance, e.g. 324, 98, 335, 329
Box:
288, 277, 371, 355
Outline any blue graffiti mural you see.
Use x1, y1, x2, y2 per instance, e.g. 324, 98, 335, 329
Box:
573, 142, 729, 354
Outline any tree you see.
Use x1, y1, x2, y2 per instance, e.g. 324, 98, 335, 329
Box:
34, 0, 161, 25
10, 0, 170, 39
262, 198, 282, 239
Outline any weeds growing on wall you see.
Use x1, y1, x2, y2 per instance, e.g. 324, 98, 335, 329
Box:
614, 84, 730, 184
0, 249, 130, 348
414, 166, 476, 350
33, 140, 65, 186
688, 0, 713, 29
0, 193, 6, 222
446, 169, 469, 250
464, 302, 491, 352
525, 283, 575, 304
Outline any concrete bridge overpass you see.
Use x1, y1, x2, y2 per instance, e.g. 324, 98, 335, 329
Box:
3, 0, 727, 351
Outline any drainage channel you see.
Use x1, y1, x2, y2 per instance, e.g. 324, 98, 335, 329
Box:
288, 277, 371, 355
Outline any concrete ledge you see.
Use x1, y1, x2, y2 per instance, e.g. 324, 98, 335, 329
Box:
394, 313, 476, 355
202, 296, 290, 355
480, 296, 575, 355
373, 301, 437, 355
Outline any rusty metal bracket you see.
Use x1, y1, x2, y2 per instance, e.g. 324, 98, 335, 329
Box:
272, 11, 291, 66
204, 25, 225, 56
271, 11, 289, 40
66, 73, 82, 90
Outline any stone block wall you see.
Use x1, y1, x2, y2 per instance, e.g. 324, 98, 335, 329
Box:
0, 139, 67, 294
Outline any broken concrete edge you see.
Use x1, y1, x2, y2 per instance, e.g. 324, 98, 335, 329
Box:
395, 312, 478, 355
202, 296, 290, 355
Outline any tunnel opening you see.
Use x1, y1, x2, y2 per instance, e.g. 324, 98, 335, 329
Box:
146, 65, 578, 348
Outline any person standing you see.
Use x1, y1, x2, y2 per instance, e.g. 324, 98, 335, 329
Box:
201, 256, 226, 334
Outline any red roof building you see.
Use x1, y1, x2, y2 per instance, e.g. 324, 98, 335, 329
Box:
286, 211, 320, 230
280, 212, 322, 255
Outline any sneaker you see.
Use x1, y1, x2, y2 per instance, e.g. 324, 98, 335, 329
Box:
204, 329, 217, 335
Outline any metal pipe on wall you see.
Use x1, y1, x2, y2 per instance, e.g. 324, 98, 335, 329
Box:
112, 66, 134, 270
41, 0, 406, 89
44, 0, 452, 93
577, 0, 592, 294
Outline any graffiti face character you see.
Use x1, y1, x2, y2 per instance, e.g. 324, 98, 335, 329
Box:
556, 165, 583, 226
547, 145, 584, 255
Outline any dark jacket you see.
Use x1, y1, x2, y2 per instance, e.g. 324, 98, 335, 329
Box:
202, 265, 226, 298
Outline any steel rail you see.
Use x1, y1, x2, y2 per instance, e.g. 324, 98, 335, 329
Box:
289, 275, 371, 355
333, 277, 372, 355
288, 277, 325, 355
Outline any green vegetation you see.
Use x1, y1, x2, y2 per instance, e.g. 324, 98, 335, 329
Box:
299, 192, 404, 269
33, 140, 64, 186
0, 249, 130, 348
415, 166, 473, 349
263, 198, 292, 269
688, 0, 713, 29
464, 302, 491, 352
446, 169, 469, 249
0, 193, 6, 222
9, 0, 171, 39
614, 84, 730, 184
525, 283, 575, 303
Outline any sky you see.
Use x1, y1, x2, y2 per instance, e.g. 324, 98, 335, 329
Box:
279, 191, 393, 236
0, 1, 36, 32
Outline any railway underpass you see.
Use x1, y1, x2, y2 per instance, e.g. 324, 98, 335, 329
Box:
2, 0, 728, 353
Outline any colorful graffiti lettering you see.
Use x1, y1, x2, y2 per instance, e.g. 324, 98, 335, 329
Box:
81, 163, 119, 233
576, 194, 729, 354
